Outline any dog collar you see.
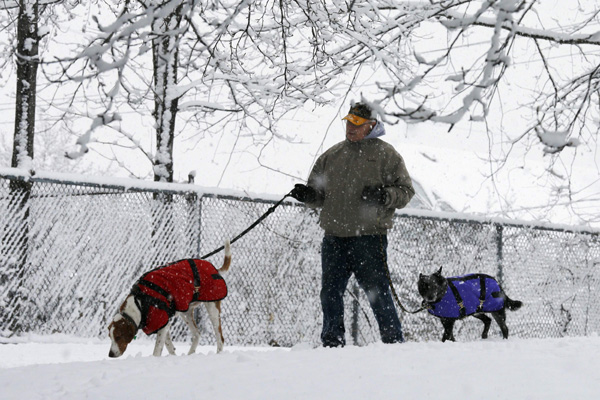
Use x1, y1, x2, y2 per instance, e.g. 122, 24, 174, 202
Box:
121, 311, 140, 330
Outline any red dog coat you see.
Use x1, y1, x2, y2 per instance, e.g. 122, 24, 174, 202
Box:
131, 259, 228, 335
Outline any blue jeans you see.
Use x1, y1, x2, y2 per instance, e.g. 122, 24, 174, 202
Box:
320, 235, 403, 347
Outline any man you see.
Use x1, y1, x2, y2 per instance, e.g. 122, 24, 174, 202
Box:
290, 101, 415, 347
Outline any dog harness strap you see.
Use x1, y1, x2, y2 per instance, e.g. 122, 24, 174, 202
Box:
188, 259, 202, 286
130, 289, 149, 329
187, 259, 202, 301
477, 275, 486, 312
132, 282, 176, 317
138, 279, 172, 302
447, 280, 466, 318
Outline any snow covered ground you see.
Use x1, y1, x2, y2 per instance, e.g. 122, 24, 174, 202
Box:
1, 335, 599, 399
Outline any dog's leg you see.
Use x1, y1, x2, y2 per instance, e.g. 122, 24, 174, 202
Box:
153, 321, 172, 356
440, 318, 456, 342
164, 328, 177, 355
180, 306, 201, 355
205, 301, 224, 353
491, 309, 509, 339
472, 313, 492, 339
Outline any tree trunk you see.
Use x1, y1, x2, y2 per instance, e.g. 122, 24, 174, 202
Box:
12, 0, 38, 170
5, 0, 39, 334
152, 3, 182, 183
149, 3, 183, 265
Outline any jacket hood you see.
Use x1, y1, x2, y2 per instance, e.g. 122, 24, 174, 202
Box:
364, 121, 386, 140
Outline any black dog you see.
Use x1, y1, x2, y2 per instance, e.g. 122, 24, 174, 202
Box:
418, 267, 522, 342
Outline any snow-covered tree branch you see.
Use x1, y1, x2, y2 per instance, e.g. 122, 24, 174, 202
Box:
377, 0, 600, 157
55, 0, 427, 181
2, 0, 598, 224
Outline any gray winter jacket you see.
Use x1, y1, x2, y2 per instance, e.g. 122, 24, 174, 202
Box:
306, 137, 414, 237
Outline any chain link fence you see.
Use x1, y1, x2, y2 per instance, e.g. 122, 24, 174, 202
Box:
1, 170, 599, 346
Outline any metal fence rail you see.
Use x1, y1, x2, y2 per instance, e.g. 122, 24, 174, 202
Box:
1, 170, 599, 346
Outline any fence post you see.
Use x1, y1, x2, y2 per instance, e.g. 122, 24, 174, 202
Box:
495, 223, 504, 285
351, 280, 360, 345
187, 172, 202, 257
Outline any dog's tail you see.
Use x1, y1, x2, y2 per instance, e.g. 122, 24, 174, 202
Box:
505, 296, 522, 311
219, 240, 232, 274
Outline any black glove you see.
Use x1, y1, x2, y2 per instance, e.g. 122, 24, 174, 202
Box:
361, 185, 388, 206
290, 184, 317, 203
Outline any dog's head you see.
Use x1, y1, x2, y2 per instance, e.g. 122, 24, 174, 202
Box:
418, 267, 448, 304
108, 295, 140, 358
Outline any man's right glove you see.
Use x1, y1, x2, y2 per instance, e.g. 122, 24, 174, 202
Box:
290, 184, 317, 203
361, 185, 388, 206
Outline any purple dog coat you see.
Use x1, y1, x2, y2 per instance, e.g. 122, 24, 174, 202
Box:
427, 274, 505, 319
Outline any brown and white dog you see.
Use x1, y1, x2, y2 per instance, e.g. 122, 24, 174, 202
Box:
108, 240, 231, 357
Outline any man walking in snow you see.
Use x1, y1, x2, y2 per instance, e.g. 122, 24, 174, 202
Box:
290, 101, 415, 347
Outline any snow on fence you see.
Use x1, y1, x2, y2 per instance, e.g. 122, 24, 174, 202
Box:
1, 169, 599, 346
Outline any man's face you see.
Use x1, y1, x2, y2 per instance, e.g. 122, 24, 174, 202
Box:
345, 120, 375, 142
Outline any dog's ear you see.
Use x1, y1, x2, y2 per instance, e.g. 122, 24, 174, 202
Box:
436, 267, 443, 275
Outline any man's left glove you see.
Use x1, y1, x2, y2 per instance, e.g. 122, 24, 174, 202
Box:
361, 185, 388, 206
